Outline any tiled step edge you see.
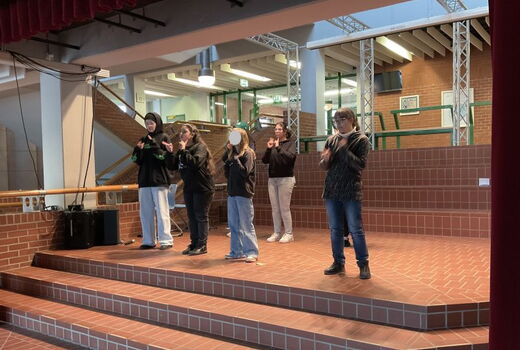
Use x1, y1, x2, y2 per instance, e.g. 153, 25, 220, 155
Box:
0, 289, 255, 350
0, 269, 489, 350
253, 204, 490, 238
32, 252, 489, 331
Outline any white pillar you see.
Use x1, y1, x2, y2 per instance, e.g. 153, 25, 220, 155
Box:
40, 74, 97, 209
300, 48, 325, 147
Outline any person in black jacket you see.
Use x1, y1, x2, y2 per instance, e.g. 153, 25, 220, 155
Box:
262, 122, 297, 243
131, 112, 174, 250
319, 107, 371, 279
163, 124, 215, 256
222, 128, 258, 263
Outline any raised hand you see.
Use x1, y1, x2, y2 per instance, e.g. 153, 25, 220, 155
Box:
274, 138, 280, 148
136, 140, 145, 149
162, 141, 174, 153
267, 138, 274, 149
179, 139, 187, 150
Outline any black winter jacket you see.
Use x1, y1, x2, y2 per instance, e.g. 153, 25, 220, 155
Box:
222, 148, 256, 198
320, 131, 370, 201
132, 112, 171, 188
261, 139, 297, 178
167, 142, 215, 193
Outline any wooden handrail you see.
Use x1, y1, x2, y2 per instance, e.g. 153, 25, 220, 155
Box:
0, 184, 138, 199
96, 151, 133, 181
0, 201, 22, 208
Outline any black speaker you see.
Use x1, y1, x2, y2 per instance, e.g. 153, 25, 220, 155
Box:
94, 209, 120, 245
64, 210, 95, 249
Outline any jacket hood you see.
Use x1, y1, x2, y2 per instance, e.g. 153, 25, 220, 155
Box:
144, 112, 164, 135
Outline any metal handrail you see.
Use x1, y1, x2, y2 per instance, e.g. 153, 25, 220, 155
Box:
96, 81, 145, 121
96, 151, 134, 181
0, 184, 138, 199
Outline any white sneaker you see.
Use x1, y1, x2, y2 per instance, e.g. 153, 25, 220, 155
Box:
226, 232, 231, 238
279, 233, 294, 243
266, 233, 281, 242
245, 255, 257, 263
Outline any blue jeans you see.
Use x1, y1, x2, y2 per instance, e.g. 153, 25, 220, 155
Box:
227, 196, 258, 258
325, 199, 369, 266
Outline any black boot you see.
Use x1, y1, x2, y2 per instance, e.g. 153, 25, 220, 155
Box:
324, 262, 345, 275
182, 245, 193, 255
188, 245, 207, 256
358, 261, 371, 279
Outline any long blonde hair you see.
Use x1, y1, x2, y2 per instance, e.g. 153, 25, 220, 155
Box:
227, 128, 254, 159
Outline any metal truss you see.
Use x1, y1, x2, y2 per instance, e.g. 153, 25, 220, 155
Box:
436, 0, 467, 13
248, 34, 301, 152
359, 39, 375, 149
452, 20, 471, 145
327, 15, 369, 33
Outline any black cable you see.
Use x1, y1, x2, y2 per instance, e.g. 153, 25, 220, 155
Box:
80, 78, 96, 205
11, 54, 42, 189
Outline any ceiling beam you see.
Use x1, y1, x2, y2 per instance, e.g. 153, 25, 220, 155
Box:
426, 27, 452, 51
387, 34, 425, 59
471, 18, 491, 46
352, 41, 393, 64
323, 47, 360, 67
399, 32, 435, 58
374, 41, 405, 63
412, 29, 446, 56
340, 43, 384, 66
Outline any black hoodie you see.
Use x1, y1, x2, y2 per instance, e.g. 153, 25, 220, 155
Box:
167, 142, 215, 193
131, 112, 172, 188
261, 138, 297, 178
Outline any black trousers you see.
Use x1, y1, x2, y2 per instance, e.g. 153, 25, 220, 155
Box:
183, 190, 214, 248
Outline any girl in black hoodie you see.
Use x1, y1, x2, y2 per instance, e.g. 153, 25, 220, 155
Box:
163, 124, 215, 255
132, 112, 174, 250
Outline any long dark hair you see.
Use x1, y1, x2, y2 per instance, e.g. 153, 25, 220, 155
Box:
182, 123, 216, 175
275, 121, 293, 139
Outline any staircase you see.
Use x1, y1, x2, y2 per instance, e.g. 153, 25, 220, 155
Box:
254, 144, 491, 238
0, 229, 489, 350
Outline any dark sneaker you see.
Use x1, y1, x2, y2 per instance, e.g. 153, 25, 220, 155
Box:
344, 237, 351, 247
324, 262, 345, 275
139, 244, 155, 249
359, 262, 371, 279
188, 246, 207, 256
159, 244, 173, 250
182, 245, 193, 255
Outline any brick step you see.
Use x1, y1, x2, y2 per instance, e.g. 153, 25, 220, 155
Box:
0, 289, 258, 350
0, 323, 87, 349
32, 250, 489, 331
1, 268, 488, 350
253, 185, 490, 210
253, 204, 490, 238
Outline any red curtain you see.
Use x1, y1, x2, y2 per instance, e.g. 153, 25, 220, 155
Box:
0, 0, 137, 44
489, 0, 520, 349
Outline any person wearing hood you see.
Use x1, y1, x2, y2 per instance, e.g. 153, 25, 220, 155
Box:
132, 112, 174, 250
319, 107, 371, 279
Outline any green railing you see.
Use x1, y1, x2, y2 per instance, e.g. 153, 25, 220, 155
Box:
300, 101, 491, 151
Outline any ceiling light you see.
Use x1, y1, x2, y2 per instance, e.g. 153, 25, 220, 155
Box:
220, 64, 271, 82
376, 36, 412, 60
341, 78, 357, 87
197, 46, 218, 87
215, 102, 224, 106
324, 88, 354, 97
167, 73, 225, 90
144, 90, 174, 97
198, 71, 215, 86
289, 60, 301, 69
243, 92, 270, 99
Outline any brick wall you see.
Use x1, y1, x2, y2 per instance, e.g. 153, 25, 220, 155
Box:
374, 46, 491, 149
0, 211, 63, 272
